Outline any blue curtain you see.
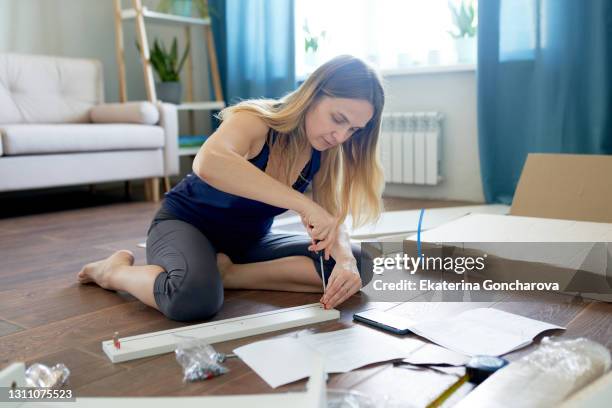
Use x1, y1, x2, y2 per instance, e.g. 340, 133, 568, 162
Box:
209, 0, 295, 106
478, 0, 612, 204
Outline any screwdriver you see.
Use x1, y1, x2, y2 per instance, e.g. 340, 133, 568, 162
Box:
320, 251, 326, 294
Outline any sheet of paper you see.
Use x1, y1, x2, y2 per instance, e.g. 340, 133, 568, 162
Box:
233, 336, 320, 388
234, 326, 423, 388
401, 343, 469, 366
297, 326, 423, 373
409, 308, 565, 356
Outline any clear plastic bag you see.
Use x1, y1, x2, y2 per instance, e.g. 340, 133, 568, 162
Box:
521, 336, 611, 392
24, 363, 70, 388
174, 338, 229, 382
454, 336, 611, 408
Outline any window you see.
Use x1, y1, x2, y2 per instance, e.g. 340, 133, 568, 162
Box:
295, 0, 478, 77
499, 0, 538, 61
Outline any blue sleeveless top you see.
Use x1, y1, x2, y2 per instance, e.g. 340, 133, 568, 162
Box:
163, 130, 321, 242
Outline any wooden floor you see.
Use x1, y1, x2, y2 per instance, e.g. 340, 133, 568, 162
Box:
1, 197, 610, 406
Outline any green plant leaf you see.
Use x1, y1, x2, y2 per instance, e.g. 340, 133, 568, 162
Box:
153, 39, 163, 58
176, 38, 190, 76
459, 3, 471, 32
449, 1, 460, 27
170, 38, 178, 67
159, 40, 168, 59
305, 38, 319, 52
448, 0, 477, 38
447, 29, 461, 39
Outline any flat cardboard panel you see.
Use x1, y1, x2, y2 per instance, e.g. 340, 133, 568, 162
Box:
408, 213, 612, 243
405, 214, 612, 301
511, 153, 612, 223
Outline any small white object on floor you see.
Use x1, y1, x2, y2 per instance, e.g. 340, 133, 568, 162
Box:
102, 303, 339, 363
233, 325, 424, 388
0, 362, 25, 387
137, 241, 146, 248
408, 308, 564, 357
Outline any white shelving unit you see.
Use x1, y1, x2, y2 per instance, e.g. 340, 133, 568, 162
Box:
120, 6, 211, 26
113, 0, 225, 198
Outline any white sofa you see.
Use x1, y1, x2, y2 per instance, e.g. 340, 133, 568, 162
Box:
0, 53, 179, 201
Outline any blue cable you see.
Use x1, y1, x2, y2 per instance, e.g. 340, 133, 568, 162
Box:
417, 208, 425, 260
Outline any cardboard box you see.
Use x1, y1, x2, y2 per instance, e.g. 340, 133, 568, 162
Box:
403, 153, 612, 301
511, 153, 612, 223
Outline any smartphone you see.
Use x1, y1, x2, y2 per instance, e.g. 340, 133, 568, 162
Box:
353, 309, 415, 335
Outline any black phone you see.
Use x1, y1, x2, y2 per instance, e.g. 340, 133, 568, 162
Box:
353, 309, 415, 335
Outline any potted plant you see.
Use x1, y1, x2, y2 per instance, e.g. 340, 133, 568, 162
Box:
303, 19, 326, 68
148, 37, 190, 104
448, 0, 477, 64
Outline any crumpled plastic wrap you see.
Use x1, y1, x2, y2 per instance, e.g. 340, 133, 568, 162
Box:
523, 337, 611, 391
454, 336, 611, 408
24, 363, 70, 388
175, 338, 229, 382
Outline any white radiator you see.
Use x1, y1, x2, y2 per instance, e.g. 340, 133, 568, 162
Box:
380, 112, 443, 186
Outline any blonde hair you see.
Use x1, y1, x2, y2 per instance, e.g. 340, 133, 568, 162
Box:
217, 55, 385, 228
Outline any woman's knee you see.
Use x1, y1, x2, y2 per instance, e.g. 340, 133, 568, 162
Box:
160, 286, 224, 322
147, 220, 224, 321
157, 255, 224, 321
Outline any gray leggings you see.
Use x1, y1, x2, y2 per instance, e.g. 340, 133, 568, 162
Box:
146, 210, 371, 321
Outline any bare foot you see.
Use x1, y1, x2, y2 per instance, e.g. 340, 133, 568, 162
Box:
77, 250, 135, 290
217, 253, 234, 283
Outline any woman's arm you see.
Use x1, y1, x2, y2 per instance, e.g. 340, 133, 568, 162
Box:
193, 112, 308, 213
319, 225, 361, 309
194, 112, 337, 245
307, 222, 361, 309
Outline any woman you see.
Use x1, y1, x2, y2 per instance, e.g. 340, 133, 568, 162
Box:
78, 55, 385, 321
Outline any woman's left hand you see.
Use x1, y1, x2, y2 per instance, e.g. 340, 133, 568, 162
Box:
320, 258, 362, 309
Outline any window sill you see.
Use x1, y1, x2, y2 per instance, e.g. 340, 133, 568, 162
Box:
295, 63, 476, 84
381, 64, 476, 77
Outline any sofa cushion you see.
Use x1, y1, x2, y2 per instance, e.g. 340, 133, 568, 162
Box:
0, 124, 164, 156
0, 53, 104, 124
90, 102, 159, 125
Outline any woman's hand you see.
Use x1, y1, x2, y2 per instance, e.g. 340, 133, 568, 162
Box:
320, 258, 362, 309
299, 202, 338, 259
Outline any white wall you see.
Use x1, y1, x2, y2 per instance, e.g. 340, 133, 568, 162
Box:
0, 0, 213, 137
0, 1, 10, 51
382, 69, 484, 203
